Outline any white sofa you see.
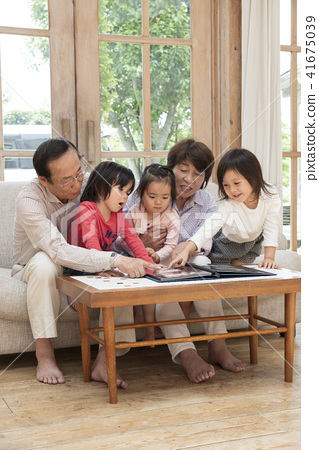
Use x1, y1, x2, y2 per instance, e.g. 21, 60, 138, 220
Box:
0, 181, 301, 356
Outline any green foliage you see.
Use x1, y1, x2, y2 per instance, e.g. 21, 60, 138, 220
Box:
28, 0, 192, 176
24, 0, 49, 71
28, 0, 48, 28
149, 1, 190, 39
98, 0, 191, 175
4, 109, 51, 125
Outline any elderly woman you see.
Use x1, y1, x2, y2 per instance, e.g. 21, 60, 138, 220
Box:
124, 138, 246, 383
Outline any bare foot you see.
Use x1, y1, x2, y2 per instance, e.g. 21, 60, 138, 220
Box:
208, 339, 246, 372
133, 305, 145, 324
179, 349, 215, 383
155, 326, 164, 337
144, 327, 155, 348
36, 339, 65, 384
67, 295, 79, 312
91, 347, 128, 389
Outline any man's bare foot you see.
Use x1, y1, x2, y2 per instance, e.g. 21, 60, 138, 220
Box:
67, 295, 79, 312
179, 348, 215, 383
36, 339, 65, 384
91, 347, 128, 389
208, 339, 246, 372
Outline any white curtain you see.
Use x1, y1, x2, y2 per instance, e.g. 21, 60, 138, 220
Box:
241, 0, 282, 193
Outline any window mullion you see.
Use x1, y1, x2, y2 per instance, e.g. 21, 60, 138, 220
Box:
142, 0, 151, 166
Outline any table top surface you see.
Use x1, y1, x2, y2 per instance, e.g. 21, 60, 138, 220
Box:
56, 268, 301, 308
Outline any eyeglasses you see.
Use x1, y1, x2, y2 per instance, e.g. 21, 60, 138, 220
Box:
56, 163, 87, 189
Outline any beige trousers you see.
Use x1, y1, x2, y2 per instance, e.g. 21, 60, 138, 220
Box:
12, 252, 135, 355
156, 299, 227, 363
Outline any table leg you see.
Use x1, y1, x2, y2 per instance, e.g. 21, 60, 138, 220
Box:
78, 302, 91, 382
102, 306, 118, 404
284, 292, 296, 382
248, 296, 258, 364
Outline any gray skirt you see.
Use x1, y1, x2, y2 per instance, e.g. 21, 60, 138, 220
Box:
207, 230, 264, 264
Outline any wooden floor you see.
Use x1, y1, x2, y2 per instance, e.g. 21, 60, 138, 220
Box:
0, 328, 301, 449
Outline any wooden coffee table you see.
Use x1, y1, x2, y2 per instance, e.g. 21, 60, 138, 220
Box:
56, 269, 301, 404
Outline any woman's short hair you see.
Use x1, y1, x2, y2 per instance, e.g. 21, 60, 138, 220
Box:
217, 148, 272, 200
81, 161, 135, 203
137, 163, 176, 204
33, 138, 80, 179
167, 138, 214, 188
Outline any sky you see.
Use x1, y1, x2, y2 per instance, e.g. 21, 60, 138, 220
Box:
0, 1, 51, 114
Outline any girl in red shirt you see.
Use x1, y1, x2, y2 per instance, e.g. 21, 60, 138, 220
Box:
68, 161, 156, 342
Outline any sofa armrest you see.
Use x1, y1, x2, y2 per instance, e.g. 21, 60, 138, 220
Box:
254, 249, 301, 271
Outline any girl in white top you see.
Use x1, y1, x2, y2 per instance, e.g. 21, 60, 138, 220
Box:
170, 148, 281, 269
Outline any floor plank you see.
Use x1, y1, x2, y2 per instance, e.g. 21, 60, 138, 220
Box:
0, 330, 301, 449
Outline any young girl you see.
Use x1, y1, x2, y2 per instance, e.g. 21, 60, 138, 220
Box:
169, 148, 281, 271
115, 164, 180, 335
67, 161, 157, 342
116, 163, 180, 264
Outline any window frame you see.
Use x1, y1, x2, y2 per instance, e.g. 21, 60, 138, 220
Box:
0, 0, 76, 180
74, 0, 213, 169
280, 0, 301, 251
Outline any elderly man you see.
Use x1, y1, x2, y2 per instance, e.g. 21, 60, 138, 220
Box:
11, 138, 156, 387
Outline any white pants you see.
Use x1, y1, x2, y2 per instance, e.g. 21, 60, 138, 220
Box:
12, 252, 135, 354
156, 300, 227, 363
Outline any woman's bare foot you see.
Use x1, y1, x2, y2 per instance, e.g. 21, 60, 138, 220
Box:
36, 339, 65, 384
179, 349, 215, 383
91, 347, 128, 389
67, 295, 79, 312
208, 339, 246, 372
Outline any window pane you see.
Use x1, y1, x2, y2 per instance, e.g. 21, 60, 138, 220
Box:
1, 34, 51, 181
1, 35, 51, 146
98, 0, 142, 36
282, 157, 301, 250
297, 53, 301, 151
99, 42, 143, 177
297, 158, 301, 249
280, 52, 291, 151
4, 157, 36, 182
297, 0, 301, 45
0, 0, 48, 29
150, 44, 191, 150
149, 0, 190, 38
280, 0, 291, 45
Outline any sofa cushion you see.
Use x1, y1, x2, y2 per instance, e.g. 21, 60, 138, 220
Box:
0, 181, 27, 269
0, 268, 100, 322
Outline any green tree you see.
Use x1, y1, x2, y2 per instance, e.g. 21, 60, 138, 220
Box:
28, 0, 191, 177
4, 109, 50, 125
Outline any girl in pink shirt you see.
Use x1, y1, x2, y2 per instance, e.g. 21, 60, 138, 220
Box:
115, 164, 180, 336
116, 163, 180, 264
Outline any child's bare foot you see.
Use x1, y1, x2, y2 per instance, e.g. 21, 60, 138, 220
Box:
67, 295, 78, 312
208, 339, 246, 372
179, 349, 215, 383
179, 301, 192, 319
144, 327, 155, 348
133, 305, 145, 324
36, 339, 65, 384
155, 326, 164, 337
91, 347, 128, 389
